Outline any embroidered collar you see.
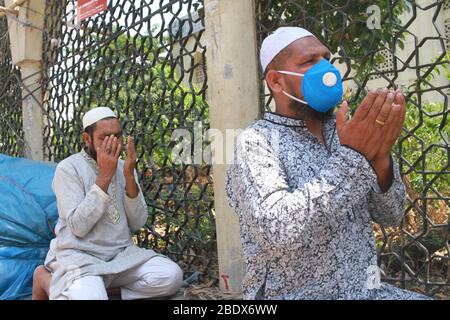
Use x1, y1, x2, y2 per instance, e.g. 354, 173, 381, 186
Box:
81, 149, 99, 172
80, 149, 120, 224
262, 112, 307, 128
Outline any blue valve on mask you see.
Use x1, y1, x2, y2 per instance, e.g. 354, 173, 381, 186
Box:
277, 59, 343, 113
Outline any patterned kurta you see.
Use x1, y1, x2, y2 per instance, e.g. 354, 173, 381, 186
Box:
226, 112, 429, 300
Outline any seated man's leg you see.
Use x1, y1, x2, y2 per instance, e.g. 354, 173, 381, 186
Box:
59, 276, 108, 300
32, 266, 51, 300
111, 256, 183, 300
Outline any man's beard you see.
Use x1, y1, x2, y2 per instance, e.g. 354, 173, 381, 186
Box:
85, 142, 97, 161
288, 99, 334, 122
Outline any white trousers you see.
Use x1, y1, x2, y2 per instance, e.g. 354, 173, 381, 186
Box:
58, 256, 183, 300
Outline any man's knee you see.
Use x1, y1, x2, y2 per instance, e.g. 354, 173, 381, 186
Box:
141, 260, 183, 296
32, 266, 51, 300
62, 276, 108, 300
162, 262, 183, 295
33, 265, 48, 284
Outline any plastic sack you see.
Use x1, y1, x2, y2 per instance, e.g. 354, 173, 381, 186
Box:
0, 154, 58, 300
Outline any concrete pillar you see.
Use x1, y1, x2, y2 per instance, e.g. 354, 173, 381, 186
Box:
6, 0, 45, 160
204, 0, 261, 293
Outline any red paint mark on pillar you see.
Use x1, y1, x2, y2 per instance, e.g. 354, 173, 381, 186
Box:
221, 274, 230, 291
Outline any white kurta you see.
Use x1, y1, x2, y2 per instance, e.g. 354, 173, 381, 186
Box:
45, 150, 158, 299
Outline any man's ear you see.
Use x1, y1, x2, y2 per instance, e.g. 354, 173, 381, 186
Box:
265, 69, 284, 94
82, 132, 91, 146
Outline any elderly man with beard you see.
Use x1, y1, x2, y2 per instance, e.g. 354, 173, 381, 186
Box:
32, 107, 183, 300
226, 27, 429, 300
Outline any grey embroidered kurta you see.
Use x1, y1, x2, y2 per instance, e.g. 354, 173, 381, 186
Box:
45, 150, 157, 299
226, 112, 428, 300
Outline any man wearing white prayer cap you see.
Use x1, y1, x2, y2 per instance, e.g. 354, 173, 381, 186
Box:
226, 27, 429, 299
32, 107, 183, 300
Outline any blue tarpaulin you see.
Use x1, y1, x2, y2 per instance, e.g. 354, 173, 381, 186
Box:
0, 154, 58, 300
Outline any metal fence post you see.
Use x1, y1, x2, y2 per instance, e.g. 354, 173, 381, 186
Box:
204, 0, 261, 293
6, 0, 45, 161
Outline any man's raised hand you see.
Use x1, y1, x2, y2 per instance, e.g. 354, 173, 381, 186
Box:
124, 136, 137, 179
371, 90, 406, 164
124, 136, 139, 198
336, 89, 396, 161
96, 134, 121, 193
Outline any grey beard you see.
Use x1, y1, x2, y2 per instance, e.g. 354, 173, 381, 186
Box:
289, 100, 334, 122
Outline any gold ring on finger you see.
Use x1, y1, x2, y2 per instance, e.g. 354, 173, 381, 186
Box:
375, 119, 385, 126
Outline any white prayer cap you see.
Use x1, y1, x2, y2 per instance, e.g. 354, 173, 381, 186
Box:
260, 27, 316, 73
82, 107, 117, 130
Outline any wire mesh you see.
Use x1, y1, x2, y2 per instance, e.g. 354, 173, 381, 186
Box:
0, 0, 24, 158
256, 0, 449, 297
42, 0, 215, 281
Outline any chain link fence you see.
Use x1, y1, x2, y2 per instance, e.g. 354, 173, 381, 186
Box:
41, 0, 215, 281
256, 0, 449, 298
0, 0, 24, 158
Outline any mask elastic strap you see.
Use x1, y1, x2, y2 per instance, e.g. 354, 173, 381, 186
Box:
277, 70, 305, 77
281, 90, 307, 105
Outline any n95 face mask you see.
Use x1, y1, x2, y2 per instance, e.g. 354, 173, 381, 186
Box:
277, 59, 343, 113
